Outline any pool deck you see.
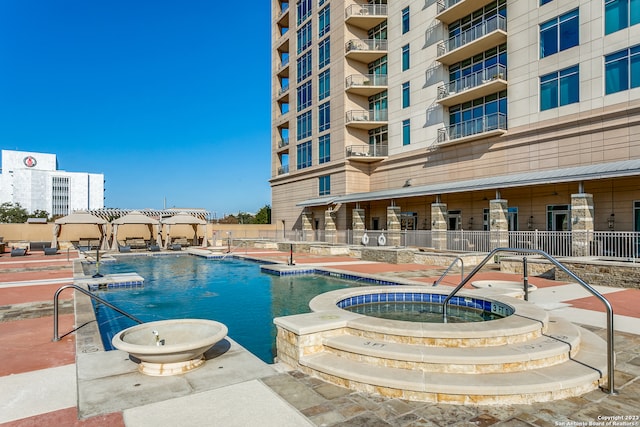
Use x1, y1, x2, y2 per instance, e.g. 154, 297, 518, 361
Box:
1, 246, 639, 426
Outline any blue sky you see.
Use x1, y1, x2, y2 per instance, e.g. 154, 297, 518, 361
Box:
0, 0, 272, 217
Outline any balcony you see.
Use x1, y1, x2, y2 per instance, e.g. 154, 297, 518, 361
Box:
277, 2, 289, 27
277, 57, 289, 78
437, 15, 507, 65
277, 137, 290, 150
345, 3, 387, 30
437, 112, 507, 146
345, 109, 388, 130
436, 0, 497, 25
346, 144, 388, 162
345, 74, 388, 96
277, 83, 290, 101
437, 65, 507, 106
345, 39, 388, 63
277, 165, 289, 175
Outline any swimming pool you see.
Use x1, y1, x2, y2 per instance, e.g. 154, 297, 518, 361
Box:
93, 256, 361, 363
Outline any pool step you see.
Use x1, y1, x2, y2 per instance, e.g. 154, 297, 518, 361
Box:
322, 317, 581, 373
299, 325, 607, 404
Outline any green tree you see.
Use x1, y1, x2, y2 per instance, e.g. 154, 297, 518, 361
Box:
30, 209, 50, 219
0, 202, 29, 223
253, 204, 271, 224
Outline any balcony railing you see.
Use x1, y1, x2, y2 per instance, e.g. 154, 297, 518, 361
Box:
277, 165, 289, 175
346, 144, 388, 158
437, 64, 507, 99
278, 137, 289, 148
345, 73, 388, 89
345, 39, 388, 53
437, 0, 462, 13
438, 112, 507, 143
278, 84, 290, 97
438, 15, 506, 56
346, 109, 388, 123
345, 3, 388, 18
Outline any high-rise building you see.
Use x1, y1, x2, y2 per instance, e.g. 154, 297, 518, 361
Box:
0, 150, 104, 217
270, 0, 640, 240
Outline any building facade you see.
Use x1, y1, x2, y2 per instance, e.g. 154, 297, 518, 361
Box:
0, 150, 104, 217
270, 0, 640, 243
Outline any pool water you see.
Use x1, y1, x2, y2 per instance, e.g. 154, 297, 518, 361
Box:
345, 302, 503, 323
94, 256, 360, 363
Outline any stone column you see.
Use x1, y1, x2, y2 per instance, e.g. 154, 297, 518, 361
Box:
325, 209, 337, 244
301, 211, 314, 242
431, 203, 447, 250
571, 193, 594, 256
352, 208, 365, 245
489, 199, 509, 250
386, 206, 401, 246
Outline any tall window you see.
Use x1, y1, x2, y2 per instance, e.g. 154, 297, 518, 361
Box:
605, 45, 640, 94
402, 119, 410, 146
402, 7, 410, 34
540, 9, 579, 58
297, 82, 312, 111
319, 134, 330, 164
318, 102, 330, 132
369, 91, 388, 121
402, 81, 410, 108
401, 44, 410, 71
297, 21, 312, 54
319, 175, 331, 196
368, 126, 388, 146
297, 141, 312, 169
318, 69, 330, 100
319, 5, 330, 37
540, 65, 579, 111
297, 111, 312, 140
319, 37, 330, 68
296, 0, 312, 25
540, 0, 553, 4
606, 0, 640, 34
297, 52, 312, 82
449, 91, 507, 139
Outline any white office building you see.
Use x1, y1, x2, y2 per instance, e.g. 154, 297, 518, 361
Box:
0, 150, 104, 217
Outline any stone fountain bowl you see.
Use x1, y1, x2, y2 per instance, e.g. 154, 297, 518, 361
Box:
112, 319, 228, 376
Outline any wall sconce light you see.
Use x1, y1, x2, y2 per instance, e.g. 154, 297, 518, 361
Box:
432, 220, 436, 227
490, 219, 496, 226
608, 213, 615, 230
468, 217, 473, 227
572, 216, 580, 225
527, 216, 534, 230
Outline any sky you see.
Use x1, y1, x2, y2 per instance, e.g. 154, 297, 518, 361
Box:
0, 0, 272, 218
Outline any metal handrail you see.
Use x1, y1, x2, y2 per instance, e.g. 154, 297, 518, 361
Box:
442, 247, 617, 395
52, 284, 143, 342
432, 256, 464, 286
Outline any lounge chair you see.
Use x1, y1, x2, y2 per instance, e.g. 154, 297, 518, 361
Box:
170, 244, 182, 251
118, 245, 131, 253
148, 244, 160, 252
11, 248, 27, 257
44, 247, 59, 255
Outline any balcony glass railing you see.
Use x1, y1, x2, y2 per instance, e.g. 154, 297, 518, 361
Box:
278, 165, 289, 175
346, 144, 388, 158
437, 0, 462, 13
346, 109, 388, 123
278, 84, 290, 96
438, 112, 507, 142
437, 64, 506, 99
345, 3, 388, 18
278, 57, 289, 71
438, 15, 506, 56
345, 39, 388, 53
278, 138, 289, 148
345, 73, 388, 88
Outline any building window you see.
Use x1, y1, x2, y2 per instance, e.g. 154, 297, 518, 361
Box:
402, 7, 410, 34
540, 0, 553, 5
319, 102, 330, 132
297, 141, 312, 169
317, 71, 330, 102
52, 176, 69, 217
319, 5, 330, 37
297, 111, 312, 140
297, 0, 312, 25
297, 21, 312, 54
402, 119, 410, 146
368, 126, 388, 146
448, 91, 507, 140
318, 37, 330, 68
540, 9, 579, 58
606, 0, 640, 34
402, 81, 410, 108
540, 65, 579, 111
296, 51, 312, 83
297, 81, 312, 112
319, 175, 331, 196
319, 134, 330, 164
605, 45, 640, 94
401, 44, 410, 71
